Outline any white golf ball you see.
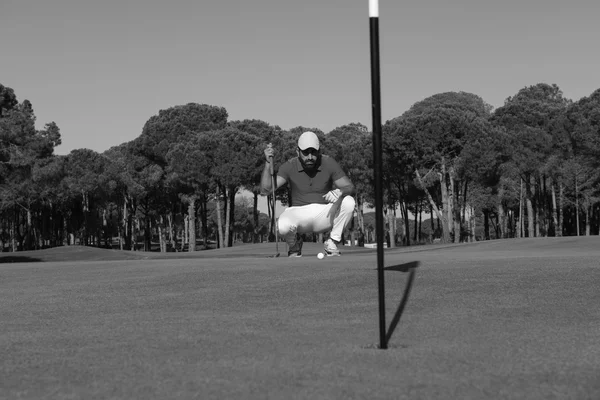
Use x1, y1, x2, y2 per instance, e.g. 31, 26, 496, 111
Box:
317, 252, 324, 259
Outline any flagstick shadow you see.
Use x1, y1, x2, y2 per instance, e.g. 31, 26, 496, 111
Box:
383, 261, 419, 344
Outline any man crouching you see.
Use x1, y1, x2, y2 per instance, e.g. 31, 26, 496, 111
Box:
260, 131, 356, 257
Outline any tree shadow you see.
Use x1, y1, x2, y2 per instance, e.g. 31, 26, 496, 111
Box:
0, 256, 42, 263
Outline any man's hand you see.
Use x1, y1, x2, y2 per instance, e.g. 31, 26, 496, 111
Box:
264, 143, 274, 163
323, 189, 342, 203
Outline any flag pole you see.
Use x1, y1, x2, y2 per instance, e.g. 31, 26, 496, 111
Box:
369, 0, 387, 349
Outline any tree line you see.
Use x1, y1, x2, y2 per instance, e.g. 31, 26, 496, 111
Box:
1, 82, 598, 253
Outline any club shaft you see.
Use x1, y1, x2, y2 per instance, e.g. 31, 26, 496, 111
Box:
270, 156, 279, 253
369, 10, 386, 349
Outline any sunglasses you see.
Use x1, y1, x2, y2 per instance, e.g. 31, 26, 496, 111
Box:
299, 147, 319, 156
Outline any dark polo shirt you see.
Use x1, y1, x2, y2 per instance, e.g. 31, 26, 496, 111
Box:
278, 155, 346, 206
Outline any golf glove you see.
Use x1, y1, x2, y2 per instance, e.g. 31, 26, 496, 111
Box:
324, 189, 342, 203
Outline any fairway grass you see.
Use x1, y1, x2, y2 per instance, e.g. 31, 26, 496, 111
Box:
1, 237, 599, 399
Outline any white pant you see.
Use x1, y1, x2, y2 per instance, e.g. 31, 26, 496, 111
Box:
278, 196, 356, 244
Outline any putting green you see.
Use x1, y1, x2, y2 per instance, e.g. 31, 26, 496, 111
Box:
1, 237, 599, 399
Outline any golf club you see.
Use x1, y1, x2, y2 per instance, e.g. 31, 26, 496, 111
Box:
269, 154, 280, 258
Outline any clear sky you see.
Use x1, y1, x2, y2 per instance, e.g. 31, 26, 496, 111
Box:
2, 0, 599, 156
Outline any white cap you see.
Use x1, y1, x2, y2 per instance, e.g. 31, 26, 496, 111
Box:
297, 131, 320, 150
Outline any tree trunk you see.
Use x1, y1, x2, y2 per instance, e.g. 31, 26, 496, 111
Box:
517, 178, 523, 238
462, 180, 468, 223
11, 218, 17, 252
585, 205, 591, 236
158, 215, 167, 252
182, 215, 188, 251
558, 183, 564, 236
429, 204, 435, 242
215, 185, 225, 249
575, 176, 581, 236
535, 179, 541, 238
223, 188, 231, 248
197, 194, 208, 249
551, 180, 559, 237
158, 222, 165, 252
392, 206, 398, 244
541, 176, 548, 236
123, 196, 129, 249
402, 205, 410, 246
592, 203, 600, 235
497, 186, 505, 239
117, 200, 123, 250
132, 217, 139, 251
358, 196, 365, 233
188, 197, 196, 252
526, 197, 534, 238
25, 208, 33, 250
387, 207, 396, 248
450, 174, 460, 244
227, 187, 236, 247
253, 192, 260, 243
167, 213, 174, 250
62, 213, 69, 246
398, 201, 406, 245
497, 203, 505, 240
144, 213, 151, 252
471, 206, 476, 242
483, 209, 490, 240
444, 163, 454, 241
526, 176, 534, 238
418, 202, 423, 243
416, 168, 450, 243
413, 203, 418, 243
34, 210, 42, 250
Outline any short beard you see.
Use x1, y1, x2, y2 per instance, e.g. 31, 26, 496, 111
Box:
299, 155, 320, 171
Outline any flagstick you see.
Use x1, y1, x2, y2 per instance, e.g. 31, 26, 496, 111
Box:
369, 0, 387, 350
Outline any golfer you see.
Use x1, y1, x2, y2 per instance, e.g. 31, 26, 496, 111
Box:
261, 131, 356, 257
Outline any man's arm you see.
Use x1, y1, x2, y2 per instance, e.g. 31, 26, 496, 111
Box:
327, 156, 355, 197
260, 144, 286, 195
324, 175, 355, 203
334, 176, 356, 197
260, 160, 286, 195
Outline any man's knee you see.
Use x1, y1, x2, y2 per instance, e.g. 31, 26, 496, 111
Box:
277, 216, 296, 236
341, 196, 356, 212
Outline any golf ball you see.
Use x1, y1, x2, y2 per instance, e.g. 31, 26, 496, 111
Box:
317, 252, 324, 259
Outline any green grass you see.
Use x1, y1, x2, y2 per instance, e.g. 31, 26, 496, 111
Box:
1, 237, 600, 399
